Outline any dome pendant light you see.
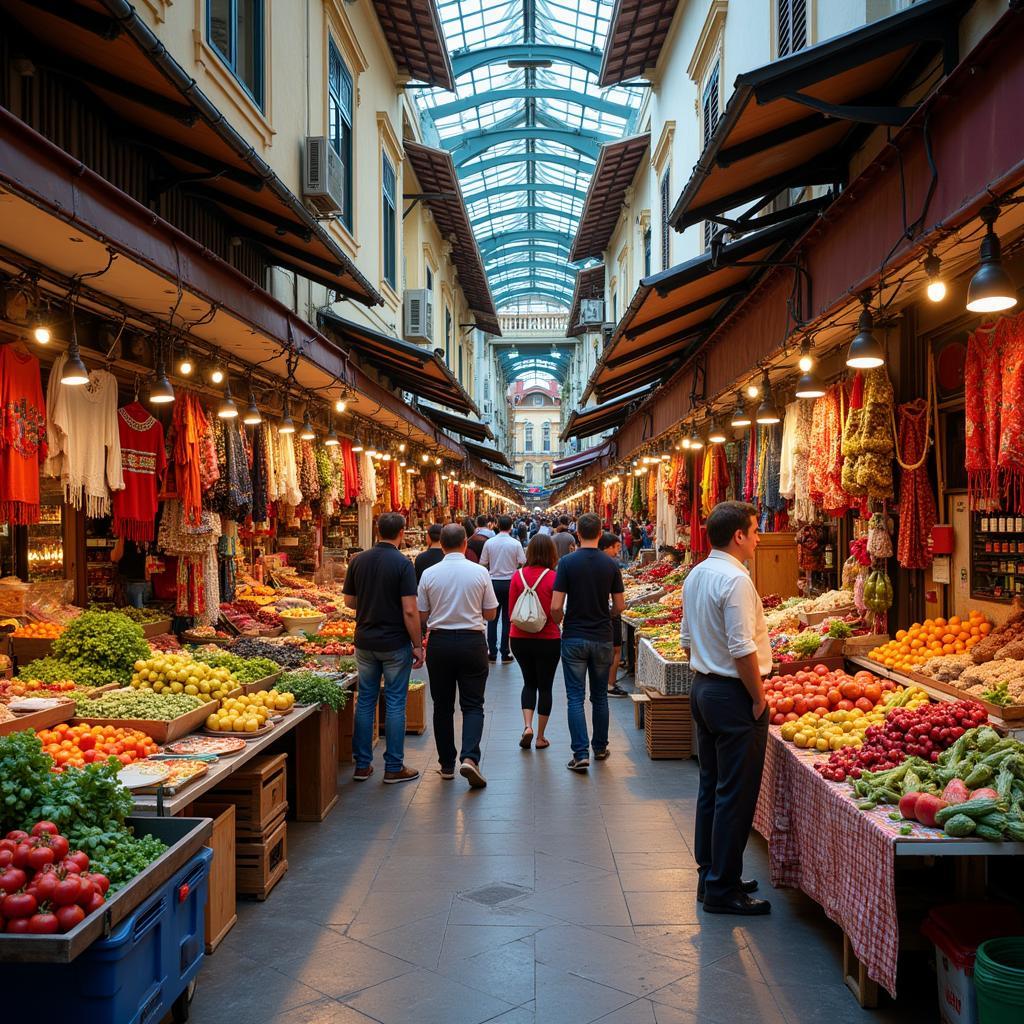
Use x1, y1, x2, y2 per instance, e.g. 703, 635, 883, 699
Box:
218, 379, 238, 419
324, 417, 339, 446
708, 417, 727, 444
730, 390, 752, 428
150, 357, 175, 404
688, 424, 704, 450
243, 388, 262, 425
279, 397, 296, 434
755, 370, 781, 424
846, 301, 885, 370
795, 368, 826, 400
300, 407, 316, 441
60, 315, 90, 386
966, 205, 1018, 313
351, 431, 363, 452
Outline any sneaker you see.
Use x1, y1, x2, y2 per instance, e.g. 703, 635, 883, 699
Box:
566, 757, 590, 772
438, 767, 455, 780
383, 767, 420, 785
501, 654, 515, 663
593, 748, 610, 761
459, 761, 487, 789
353, 765, 374, 782
607, 685, 629, 698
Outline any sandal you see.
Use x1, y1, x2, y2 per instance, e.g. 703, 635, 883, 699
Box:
519, 729, 533, 749
535, 738, 550, 749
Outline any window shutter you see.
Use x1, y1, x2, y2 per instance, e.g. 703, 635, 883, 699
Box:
778, 0, 807, 58
660, 173, 670, 270
702, 62, 720, 150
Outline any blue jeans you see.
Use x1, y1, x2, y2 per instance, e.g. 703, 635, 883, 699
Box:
561, 638, 613, 760
125, 581, 151, 609
354, 646, 412, 773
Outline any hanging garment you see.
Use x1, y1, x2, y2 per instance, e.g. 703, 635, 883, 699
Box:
779, 402, 800, 500
0, 345, 48, 524
792, 400, 816, 524
358, 451, 377, 504
278, 430, 302, 506
263, 422, 280, 503
250, 425, 268, 523
808, 383, 853, 516
997, 313, 1024, 510
45, 353, 124, 517
896, 399, 937, 569
112, 402, 167, 541
965, 320, 1006, 509
171, 393, 208, 528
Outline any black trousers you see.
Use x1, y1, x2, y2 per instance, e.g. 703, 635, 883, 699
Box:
510, 637, 561, 716
691, 672, 769, 904
487, 579, 512, 657
426, 630, 488, 770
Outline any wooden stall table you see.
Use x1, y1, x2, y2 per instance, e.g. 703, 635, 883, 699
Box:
753, 725, 1024, 1006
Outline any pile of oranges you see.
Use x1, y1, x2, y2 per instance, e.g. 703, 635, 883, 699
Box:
11, 621, 64, 638
868, 612, 992, 672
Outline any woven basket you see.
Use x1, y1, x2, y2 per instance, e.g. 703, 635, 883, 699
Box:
636, 637, 692, 696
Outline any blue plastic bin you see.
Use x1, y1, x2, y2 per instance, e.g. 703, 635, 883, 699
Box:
0, 847, 212, 1024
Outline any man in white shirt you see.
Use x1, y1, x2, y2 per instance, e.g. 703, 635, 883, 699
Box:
480, 515, 526, 663
680, 501, 772, 917
418, 523, 499, 788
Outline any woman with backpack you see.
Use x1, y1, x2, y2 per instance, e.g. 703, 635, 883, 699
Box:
508, 533, 560, 750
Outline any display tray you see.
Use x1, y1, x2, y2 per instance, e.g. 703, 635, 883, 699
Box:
181, 630, 232, 646
165, 735, 248, 757
71, 698, 213, 743
10, 636, 57, 664
799, 607, 855, 626
141, 618, 173, 638
0, 815, 212, 963
771, 655, 847, 675
134, 759, 209, 794
903, 668, 1024, 721
202, 720, 275, 739
0, 700, 75, 736
242, 670, 283, 694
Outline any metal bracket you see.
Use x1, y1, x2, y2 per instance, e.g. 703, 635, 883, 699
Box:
781, 91, 916, 127
402, 192, 456, 219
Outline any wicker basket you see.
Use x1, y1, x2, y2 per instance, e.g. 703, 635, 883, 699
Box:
636, 637, 692, 696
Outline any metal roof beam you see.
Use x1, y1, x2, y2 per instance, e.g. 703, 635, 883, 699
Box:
484, 244, 573, 266
479, 230, 575, 255
426, 88, 635, 122
450, 44, 602, 79
470, 205, 576, 226
457, 152, 594, 179
449, 127, 608, 165
493, 283, 574, 302
466, 182, 589, 203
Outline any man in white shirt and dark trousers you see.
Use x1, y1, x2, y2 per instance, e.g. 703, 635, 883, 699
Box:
418, 523, 499, 788
680, 501, 772, 916
480, 515, 526, 663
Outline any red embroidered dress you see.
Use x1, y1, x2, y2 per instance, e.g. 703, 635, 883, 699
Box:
0, 346, 47, 524
113, 402, 167, 541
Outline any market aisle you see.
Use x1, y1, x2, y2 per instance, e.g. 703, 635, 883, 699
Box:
189, 663, 931, 1024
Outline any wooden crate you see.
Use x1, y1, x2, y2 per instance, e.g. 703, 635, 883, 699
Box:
72, 697, 213, 743
643, 688, 693, 760
293, 706, 339, 822
195, 753, 287, 838
236, 818, 288, 900
201, 803, 237, 953
0, 700, 74, 737
338, 695, 354, 764
10, 635, 56, 666
406, 683, 426, 734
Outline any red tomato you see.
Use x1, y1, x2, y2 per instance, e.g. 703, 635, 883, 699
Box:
5, 831, 28, 844
53, 878, 83, 906
65, 851, 90, 871
30, 821, 59, 838
33, 872, 58, 903
5, 917, 30, 933
0, 850, 12, 870
56, 903, 85, 933
0, 867, 28, 893
26, 912, 59, 934
26, 846, 55, 871
1, 892, 37, 919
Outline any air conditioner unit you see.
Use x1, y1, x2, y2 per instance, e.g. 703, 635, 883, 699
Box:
579, 299, 604, 326
600, 323, 615, 349
303, 136, 345, 216
404, 289, 434, 344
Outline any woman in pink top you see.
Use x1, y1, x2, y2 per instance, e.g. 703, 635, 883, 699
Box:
508, 533, 560, 749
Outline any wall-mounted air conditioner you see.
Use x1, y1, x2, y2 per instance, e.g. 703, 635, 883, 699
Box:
303, 136, 345, 216
580, 299, 604, 326
404, 289, 434, 344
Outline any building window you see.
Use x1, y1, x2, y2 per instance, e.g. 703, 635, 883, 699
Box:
702, 60, 721, 149
525, 463, 534, 483
328, 38, 353, 230
643, 227, 652, 278
382, 154, 397, 288
660, 172, 670, 270
777, 0, 808, 57
532, 394, 544, 407
208, 0, 264, 108
444, 307, 452, 363
612, 292, 618, 323
525, 423, 534, 452
542, 463, 550, 483
542, 421, 551, 452
458, 346, 463, 384
425, 266, 433, 293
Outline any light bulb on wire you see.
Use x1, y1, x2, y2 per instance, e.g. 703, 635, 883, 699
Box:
798, 339, 814, 373
924, 251, 946, 303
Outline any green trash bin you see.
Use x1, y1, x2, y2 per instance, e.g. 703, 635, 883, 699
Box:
974, 938, 1024, 1024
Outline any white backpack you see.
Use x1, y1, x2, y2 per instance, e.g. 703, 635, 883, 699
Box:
510, 569, 550, 633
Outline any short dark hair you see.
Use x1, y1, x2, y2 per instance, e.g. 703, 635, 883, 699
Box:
577, 512, 601, 540
559, 515, 570, 527
497, 515, 513, 532
476, 515, 488, 528
462, 516, 476, 535
440, 524, 467, 551
526, 533, 557, 569
377, 512, 405, 541
706, 501, 758, 548
427, 523, 443, 542
598, 531, 620, 551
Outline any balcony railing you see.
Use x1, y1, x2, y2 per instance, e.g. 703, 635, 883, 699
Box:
498, 312, 569, 335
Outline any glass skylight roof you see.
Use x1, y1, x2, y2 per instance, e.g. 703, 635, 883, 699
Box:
415, 0, 640, 319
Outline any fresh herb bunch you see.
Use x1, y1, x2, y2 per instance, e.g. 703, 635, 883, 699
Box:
0, 730, 55, 835
827, 619, 854, 639
16, 655, 80, 682
88, 604, 166, 624
192, 651, 281, 682
275, 670, 349, 711
53, 610, 150, 684
74, 691, 204, 720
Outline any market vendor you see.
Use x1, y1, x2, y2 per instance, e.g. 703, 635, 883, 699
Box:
680, 500, 772, 917
111, 537, 149, 609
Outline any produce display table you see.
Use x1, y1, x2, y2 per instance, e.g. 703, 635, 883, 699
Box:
753, 726, 1024, 1002
621, 617, 639, 674
635, 636, 692, 695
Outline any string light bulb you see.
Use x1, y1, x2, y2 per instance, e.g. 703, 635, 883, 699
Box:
798, 339, 814, 373
210, 366, 225, 385
178, 348, 193, 376
335, 397, 347, 414
31, 312, 50, 345
746, 382, 759, 399
924, 251, 946, 303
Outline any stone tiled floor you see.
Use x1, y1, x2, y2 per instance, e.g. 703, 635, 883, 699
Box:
190, 661, 936, 1024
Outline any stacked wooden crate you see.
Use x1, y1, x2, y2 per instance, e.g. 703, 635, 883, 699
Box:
643, 688, 693, 759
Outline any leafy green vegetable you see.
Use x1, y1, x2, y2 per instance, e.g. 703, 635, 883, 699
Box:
192, 651, 280, 683
275, 670, 350, 711
827, 619, 854, 639
0, 730, 55, 835
787, 630, 823, 656
74, 691, 204, 720
51, 611, 150, 686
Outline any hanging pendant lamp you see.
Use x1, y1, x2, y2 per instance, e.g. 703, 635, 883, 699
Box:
967, 205, 1018, 313
846, 302, 885, 369
755, 370, 781, 424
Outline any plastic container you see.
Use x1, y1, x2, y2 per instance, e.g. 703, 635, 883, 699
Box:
974, 938, 1024, 1024
921, 904, 1024, 1024
0, 848, 211, 1024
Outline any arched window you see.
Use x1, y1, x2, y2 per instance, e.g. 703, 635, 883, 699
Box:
525, 423, 533, 452
542, 421, 551, 452
532, 394, 544, 407
542, 463, 550, 483
525, 463, 534, 483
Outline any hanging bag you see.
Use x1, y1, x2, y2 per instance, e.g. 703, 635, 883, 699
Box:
510, 568, 550, 633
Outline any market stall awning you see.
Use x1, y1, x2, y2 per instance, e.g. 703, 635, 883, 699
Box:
403, 142, 500, 334
563, 389, 648, 441
0, 0, 382, 305
420, 405, 494, 442
566, 265, 606, 338
494, 468, 525, 482
319, 311, 479, 416
582, 217, 812, 403
462, 440, 512, 469
569, 134, 650, 263
550, 442, 613, 478
599, 0, 680, 87
670, 0, 968, 229
370, 0, 454, 90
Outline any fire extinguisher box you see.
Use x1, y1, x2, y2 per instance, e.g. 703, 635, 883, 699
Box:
932, 524, 955, 555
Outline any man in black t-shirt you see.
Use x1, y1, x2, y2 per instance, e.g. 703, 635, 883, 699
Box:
414, 523, 444, 582
551, 513, 625, 771
343, 513, 423, 785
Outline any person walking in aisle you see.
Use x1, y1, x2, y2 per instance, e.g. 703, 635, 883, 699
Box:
480, 515, 526, 663
467, 515, 491, 560
417, 523, 498, 788
414, 523, 444, 582
343, 512, 423, 785
508, 533, 560, 750
620, 521, 633, 563
461, 516, 481, 562
551, 515, 576, 559
680, 500, 771, 916
598, 532, 630, 698
550, 513, 624, 771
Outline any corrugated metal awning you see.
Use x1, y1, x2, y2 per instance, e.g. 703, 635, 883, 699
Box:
420, 406, 494, 442
562, 388, 648, 441
599, 0, 680, 87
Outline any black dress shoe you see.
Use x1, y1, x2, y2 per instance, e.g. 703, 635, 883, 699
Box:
702, 893, 771, 916
696, 878, 758, 903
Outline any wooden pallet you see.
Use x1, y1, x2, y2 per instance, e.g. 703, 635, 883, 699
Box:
194, 753, 287, 838
643, 688, 693, 760
236, 817, 288, 901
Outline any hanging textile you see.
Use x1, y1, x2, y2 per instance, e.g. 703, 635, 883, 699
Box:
277, 430, 302, 506
998, 314, 1024, 510
112, 402, 166, 541
45, 353, 124, 517
170, 393, 208, 528
0, 344, 48, 524
690, 450, 708, 556
965, 319, 1005, 509
808, 383, 853, 515
358, 451, 377, 503
218, 520, 238, 603
792, 400, 816, 524
157, 498, 221, 620
299, 440, 319, 501
896, 399, 936, 569
842, 367, 894, 500
779, 402, 800, 500
250, 425, 268, 523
